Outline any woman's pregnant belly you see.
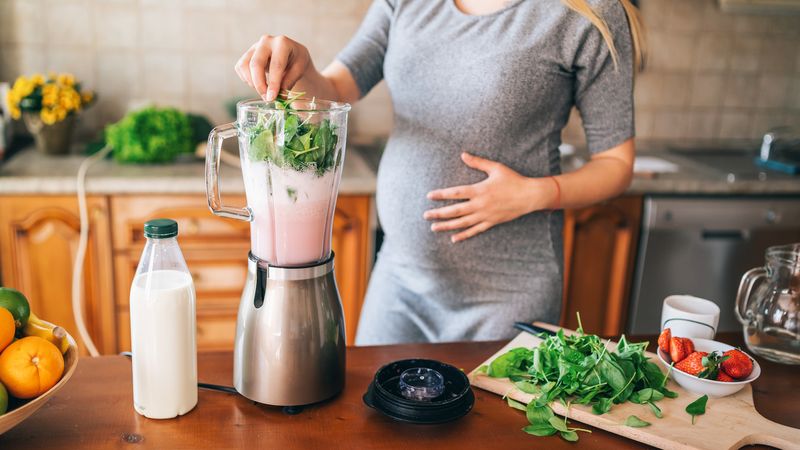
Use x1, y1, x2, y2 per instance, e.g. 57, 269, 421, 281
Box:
374, 134, 557, 273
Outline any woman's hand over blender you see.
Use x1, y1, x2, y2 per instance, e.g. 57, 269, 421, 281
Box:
235, 34, 359, 104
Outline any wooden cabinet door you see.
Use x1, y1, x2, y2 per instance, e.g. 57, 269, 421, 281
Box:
331, 195, 373, 345
560, 196, 642, 337
0, 196, 116, 355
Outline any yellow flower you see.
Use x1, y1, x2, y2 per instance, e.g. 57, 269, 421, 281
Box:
56, 73, 75, 87
40, 108, 56, 125
10, 105, 21, 120
81, 91, 93, 105
30, 73, 45, 86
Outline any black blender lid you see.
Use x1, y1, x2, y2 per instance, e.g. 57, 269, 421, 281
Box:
363, 358, 474, 424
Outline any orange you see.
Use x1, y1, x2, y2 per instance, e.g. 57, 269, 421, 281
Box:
0, 336, 64, 399
0, 308, 14, 352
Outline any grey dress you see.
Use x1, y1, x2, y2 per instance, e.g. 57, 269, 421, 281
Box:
338, 0, 634, 345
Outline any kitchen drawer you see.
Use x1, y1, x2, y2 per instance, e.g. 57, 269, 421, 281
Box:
114, 254, 248, 307
111, 195, 250, 251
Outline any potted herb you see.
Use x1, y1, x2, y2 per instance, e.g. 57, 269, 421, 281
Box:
5, 73, 95, 155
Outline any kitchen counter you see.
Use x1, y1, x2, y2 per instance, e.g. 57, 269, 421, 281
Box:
1, 334, 797, 449
0, 146, 378, 195
2, 146, 799, 196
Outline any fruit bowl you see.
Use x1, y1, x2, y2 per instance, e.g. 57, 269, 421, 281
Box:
0, 326, 79, 435
657, 338, 760, 398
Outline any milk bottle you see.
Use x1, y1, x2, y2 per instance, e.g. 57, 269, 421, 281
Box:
129, 218, 197, 419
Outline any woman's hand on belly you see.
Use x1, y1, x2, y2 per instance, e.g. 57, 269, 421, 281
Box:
423, 152, 558, 243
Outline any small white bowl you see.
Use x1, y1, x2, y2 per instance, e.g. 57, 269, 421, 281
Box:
657, 338, 761, 398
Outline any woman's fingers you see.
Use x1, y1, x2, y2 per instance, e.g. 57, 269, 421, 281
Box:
235, 45, 257, 87
430, 213, 481, 232
461, 152, 499, 173
281, 51, 309, 93
427, 184, 475, 201
423, 200, 475, 221
249, 35, 273, 98
266, 36, 292, 101
452, 221, 492, 243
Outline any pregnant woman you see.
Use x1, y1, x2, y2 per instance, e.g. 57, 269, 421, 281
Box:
235, 0, 644, 344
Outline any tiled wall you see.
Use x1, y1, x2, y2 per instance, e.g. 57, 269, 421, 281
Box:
1, 0, 799, 146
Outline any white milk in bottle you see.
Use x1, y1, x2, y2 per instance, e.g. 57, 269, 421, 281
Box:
129, 218, 197, 419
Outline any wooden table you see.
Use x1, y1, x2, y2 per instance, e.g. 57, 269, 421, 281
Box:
1, 334, 798, 449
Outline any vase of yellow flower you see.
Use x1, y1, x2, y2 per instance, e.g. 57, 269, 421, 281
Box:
6, 73, 94, 155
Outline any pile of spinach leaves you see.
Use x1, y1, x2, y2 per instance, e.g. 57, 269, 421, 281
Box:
247, 91, 340, 175
482, 316, 677, 442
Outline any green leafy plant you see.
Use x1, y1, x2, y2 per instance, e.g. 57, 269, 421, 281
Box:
106, 107, 193, 163
246, 91, 340, 175
685, 394, 708, 424
486, 314, 677, 442
697, 351, 730, 380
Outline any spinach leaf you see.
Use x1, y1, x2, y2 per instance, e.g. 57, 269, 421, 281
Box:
625, 415, 651, 427
523, 424, 557, 437
507, 397, 527, 412
686, 395, 708, 425
560, 430, 579, 442
548, 416, 569, 433
648, 401, 663, 418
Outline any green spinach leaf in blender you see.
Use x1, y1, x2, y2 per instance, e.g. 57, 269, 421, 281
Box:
247, 91, 339, 175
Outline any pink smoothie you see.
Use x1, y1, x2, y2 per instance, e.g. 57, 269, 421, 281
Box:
242, 161, 338, 266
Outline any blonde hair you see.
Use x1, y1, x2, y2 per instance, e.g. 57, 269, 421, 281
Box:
561, 0, 646, 71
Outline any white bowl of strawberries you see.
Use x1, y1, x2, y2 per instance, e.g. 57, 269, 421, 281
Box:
656, 328, 760, 398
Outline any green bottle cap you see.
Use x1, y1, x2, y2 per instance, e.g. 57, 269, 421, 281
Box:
144, 218, 178, 239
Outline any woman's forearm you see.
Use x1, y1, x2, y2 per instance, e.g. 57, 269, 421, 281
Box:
540, 138, 635, 210
292, 61, 361, 104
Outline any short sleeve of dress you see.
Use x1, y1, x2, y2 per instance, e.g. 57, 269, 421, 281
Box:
572, 1, 635, 154
335, 0, 395, 97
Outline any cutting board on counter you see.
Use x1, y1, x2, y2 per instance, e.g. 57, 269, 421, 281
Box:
468, 323, 800, 450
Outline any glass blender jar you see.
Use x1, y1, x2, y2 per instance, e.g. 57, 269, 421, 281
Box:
205, 95, 350, 405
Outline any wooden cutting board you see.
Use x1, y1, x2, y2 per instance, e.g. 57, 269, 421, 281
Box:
468, 323, 800, 450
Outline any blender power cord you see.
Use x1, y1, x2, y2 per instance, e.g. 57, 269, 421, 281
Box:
72, 145, 113, 357
119, 352, 238, 394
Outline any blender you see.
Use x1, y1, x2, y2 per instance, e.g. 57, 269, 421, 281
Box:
205, 94, 351, 405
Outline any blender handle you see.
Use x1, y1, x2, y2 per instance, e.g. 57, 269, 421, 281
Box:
206, 123, 252, 222
735, 267, 766, 325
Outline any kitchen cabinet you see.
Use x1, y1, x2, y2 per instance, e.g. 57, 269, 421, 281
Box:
0, 196, 117, 355
0, 193, 373, 354
560, 195, 643, 337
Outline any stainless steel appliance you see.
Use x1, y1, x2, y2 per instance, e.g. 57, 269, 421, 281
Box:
206, 95, 350, 406
628, 197, 800, 335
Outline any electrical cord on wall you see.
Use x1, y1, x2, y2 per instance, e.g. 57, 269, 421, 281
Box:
72, 145, 113, 357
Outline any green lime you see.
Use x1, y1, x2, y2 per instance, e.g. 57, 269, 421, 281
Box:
0, 381, 8, 415
0, 287, 31, 329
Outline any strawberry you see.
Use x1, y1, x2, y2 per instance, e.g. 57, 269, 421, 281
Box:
669, 337, 690, 363
658, 328, 671, 353
716, 371, 734, 382
681, 337, 695, 355
675, 351, 708, 376
721, 349, 753, 379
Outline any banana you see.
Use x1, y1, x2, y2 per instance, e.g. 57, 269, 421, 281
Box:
23, 312, 70, 354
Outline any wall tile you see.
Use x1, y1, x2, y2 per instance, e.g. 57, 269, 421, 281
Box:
142, 52, 186, 98
722, 74, 758, 108
0, 45, 47, 81
759, 40, 797, 74
95, 50, 142, 98
728, 37, 761, 73
756, 75, 790, 109
790, 77, 800, 109
666, 0, 703, 33
140, 7, 184, 50
94, 4, 139, 49
188, 53, 230, 97
0, 0, 45, 45
749, 111, 788, 138
188, 95, 230, 125
634, 108, 655, 139
685, 111, 719, 140
45, 1, 92, 46
637, 0, 669, 32
658, 74, 691, 108
46, 47, 95, 86
689, 73, 725, 108
647, 31, 695, 72
184, 9, 227, 52
701, 0, 738, 33
693, 33, 729, 72
651, 111, 690, 140
718, 111, 752, 140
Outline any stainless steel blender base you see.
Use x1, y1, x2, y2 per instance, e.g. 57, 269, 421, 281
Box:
233, 253, 346, 406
